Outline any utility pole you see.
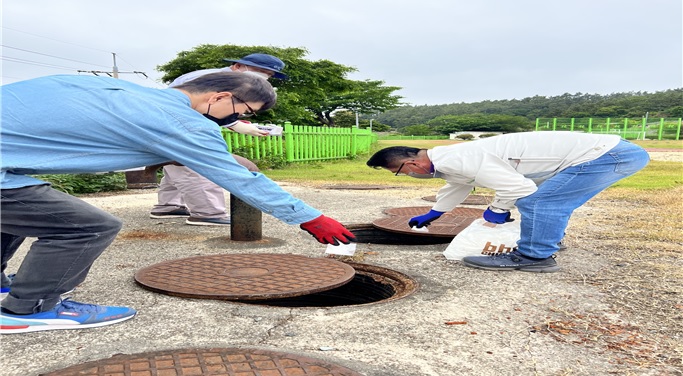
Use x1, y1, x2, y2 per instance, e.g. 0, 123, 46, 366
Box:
77, 53, 147, 78
78, 53, 155, 188
112, 53, 119, 78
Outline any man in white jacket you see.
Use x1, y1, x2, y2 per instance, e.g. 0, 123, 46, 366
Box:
366, 132, 649, 273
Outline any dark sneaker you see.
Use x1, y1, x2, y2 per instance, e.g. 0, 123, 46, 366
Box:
185, 217, 231, 226
149, 207, 190, 218
462, 250, 560, 273
0, 274, 75, 300
0, 299, 136, 334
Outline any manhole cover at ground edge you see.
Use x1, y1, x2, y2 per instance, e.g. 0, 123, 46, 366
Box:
373, 209, 483, 237
383, 206, 485, 217
322, 184, 400, 190
421, 194, 492, 205
134, 254, 355, 301
39, 347, 364, 376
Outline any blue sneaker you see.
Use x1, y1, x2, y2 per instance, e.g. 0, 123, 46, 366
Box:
462, 250, 560, 273
0, 286, 9, 300
0, 274, 75, 300
0, 299, 136, 334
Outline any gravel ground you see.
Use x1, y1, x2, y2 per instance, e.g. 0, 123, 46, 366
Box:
1, 149, 680, 376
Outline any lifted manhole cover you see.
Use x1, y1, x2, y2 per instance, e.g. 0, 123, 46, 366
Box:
323, 184, 399, 190
40, 347, 363, 376
134, 254, 355, 301
373, 208, 484, 237
383, 206, 484, 217
422, 194, 491, 205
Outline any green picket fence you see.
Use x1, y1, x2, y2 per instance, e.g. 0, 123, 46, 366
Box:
377, 135, 450, 140
221, 121, 377, 163
535, 118, 682, 140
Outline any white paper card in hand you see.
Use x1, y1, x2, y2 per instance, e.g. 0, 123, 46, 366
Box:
325, 242, 357, 256
255, 124, 283, 136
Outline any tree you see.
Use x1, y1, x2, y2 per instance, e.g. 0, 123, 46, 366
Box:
376, 89, 683, 129
424, 114, 532, 134
156, 44, 403, 126
402, 124, 433, 136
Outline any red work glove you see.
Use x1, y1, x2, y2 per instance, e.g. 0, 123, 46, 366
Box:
300, 215, 357, 245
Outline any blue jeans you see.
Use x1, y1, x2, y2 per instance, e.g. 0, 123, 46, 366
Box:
515, 140, 650, 259
1, 184, 122, 314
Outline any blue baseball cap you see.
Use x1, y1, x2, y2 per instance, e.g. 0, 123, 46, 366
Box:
223, 53, 288, 80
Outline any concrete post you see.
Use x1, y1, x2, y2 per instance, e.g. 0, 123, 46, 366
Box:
230, 194, 262, 241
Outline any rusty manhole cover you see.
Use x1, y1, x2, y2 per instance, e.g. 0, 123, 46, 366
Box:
383, 207, 484, 218
40, 347, 363, 376
134, 254, 355, 301
383, 206, 484, 217
373, 208, 484, 237
323, 184, 399, 190
422, 194, 491, 205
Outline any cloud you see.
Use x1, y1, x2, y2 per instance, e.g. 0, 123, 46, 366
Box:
2, 0, 681, 105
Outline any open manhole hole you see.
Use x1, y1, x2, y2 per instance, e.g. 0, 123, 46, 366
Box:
135, 254, 417, 308
345, 223, 452, 245
241, 262, 418, 307
40, 347, 363, 376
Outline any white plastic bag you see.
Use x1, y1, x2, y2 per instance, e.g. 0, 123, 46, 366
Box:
443, 218, 521, 260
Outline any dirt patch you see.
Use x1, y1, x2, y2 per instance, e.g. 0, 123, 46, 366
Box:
557, 186, 683, 373
647, 151, 682, 162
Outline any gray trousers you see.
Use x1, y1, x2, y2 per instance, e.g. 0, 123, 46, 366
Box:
1, 184, 122, 314
152, 154, 259, 218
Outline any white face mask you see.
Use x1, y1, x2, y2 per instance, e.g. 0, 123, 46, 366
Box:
241, 68, 271, 80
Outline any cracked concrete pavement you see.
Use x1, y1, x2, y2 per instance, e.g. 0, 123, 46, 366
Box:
0, 182, 665, 376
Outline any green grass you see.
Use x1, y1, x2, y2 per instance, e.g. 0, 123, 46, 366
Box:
632, 139, 683, 149
611, 160, 683, 190
262, 139, 682, 191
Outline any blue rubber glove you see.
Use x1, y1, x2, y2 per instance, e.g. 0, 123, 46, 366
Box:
483, 207, 514, 224
408, 209, 444, 228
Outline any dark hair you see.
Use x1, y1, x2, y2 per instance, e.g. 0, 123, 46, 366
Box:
174, 71, 277, 111
366, 146, 421, 168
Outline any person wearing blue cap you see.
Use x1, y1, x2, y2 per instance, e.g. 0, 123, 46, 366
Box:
149, 53, 288, 226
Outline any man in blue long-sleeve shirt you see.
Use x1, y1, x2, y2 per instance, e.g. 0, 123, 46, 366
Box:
0, 72, 355, 334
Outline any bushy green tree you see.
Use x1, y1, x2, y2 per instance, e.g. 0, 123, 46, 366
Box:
377, 89, 682, 129
426, 114, 532, 134
402, 124, 433, 136
156, 45, 403, 126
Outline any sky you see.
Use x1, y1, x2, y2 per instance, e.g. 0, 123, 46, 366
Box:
1, 0, 681, 106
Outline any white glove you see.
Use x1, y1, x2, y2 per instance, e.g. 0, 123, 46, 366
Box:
225, 121, 269, 137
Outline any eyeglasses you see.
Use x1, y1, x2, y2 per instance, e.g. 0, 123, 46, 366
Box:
232, 95, 257, 118
394, 161, 408, 176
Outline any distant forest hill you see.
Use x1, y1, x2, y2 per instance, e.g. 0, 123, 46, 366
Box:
377, 89, 683, 129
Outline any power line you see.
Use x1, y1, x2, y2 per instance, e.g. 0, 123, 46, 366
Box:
1, 45, 111, 68
2, 27, 148, 73
2, 27, 162, 87
1, 26, 112, 54
1, 56, 81, 71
